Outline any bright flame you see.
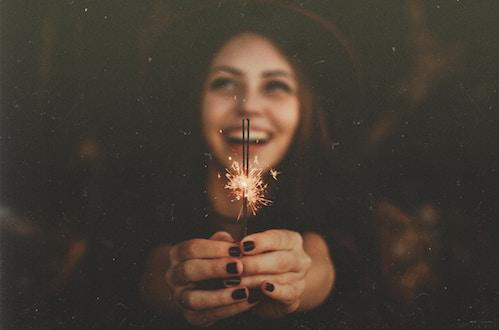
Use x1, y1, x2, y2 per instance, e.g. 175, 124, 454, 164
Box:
225, 161, 274, 219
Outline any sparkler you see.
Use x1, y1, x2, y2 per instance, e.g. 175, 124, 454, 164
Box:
224, 119, 275, 236
242, 118, 249, 223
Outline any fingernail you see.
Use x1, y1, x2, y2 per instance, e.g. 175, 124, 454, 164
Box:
264, 282, 274, 292
232, 288, 247, 300
224, 276, 241, 286
243, 241, 255, 252
226, 262, 238, 274
229, 246, 241, 257
248, 288, 262, 304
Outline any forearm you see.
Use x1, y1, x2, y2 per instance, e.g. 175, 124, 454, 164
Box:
139, 244, 180, 316
298, 232, 335, 311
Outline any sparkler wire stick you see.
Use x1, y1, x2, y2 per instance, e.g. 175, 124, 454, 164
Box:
225, 118, 273, 232
246, 119, 249, 177
240, 118, 250, 237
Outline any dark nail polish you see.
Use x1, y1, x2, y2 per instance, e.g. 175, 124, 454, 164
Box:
229, 246, 241, 257
243, 241, 255, 252
224, 276, 241, 286
248, 288, 262, 304
265, 283, 274, 292
226, 262, 238, 274
232, 288, 247, 300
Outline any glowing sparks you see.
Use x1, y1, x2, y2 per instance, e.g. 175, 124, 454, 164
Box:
270, 169, 280, 181
225, 161, 273, 219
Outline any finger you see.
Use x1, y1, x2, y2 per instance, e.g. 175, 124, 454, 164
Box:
184, 300, 257, 326
240, 251, 300, 275
179, 287, 248, 311
210, 231, 235, 242
170, 239, 241, 262
240, 230, 302, 255
171, 258, 243, 285
261, 281, 303, 311
237, 272, 302, 288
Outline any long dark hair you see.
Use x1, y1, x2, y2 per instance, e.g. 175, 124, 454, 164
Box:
140, 0, 363, 236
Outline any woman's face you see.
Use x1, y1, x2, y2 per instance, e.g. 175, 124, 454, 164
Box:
201, 33, 300, 171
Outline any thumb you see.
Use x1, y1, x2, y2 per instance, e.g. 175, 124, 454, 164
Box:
209, 231, 235, 242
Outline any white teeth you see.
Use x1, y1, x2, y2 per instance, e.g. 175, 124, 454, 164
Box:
227, 130, 269, 141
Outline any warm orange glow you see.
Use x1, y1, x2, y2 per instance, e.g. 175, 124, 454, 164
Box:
224, 160, 274, 219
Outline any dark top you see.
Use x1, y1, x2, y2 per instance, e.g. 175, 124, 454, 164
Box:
127, 174, 384, 329
3, 158, 383, 329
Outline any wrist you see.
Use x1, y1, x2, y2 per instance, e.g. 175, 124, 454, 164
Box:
298, 232, 335, 311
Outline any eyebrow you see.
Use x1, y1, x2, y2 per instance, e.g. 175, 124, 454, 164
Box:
262, 70, 293, 79
210, 66, 294, 79
210, 66, 242, 76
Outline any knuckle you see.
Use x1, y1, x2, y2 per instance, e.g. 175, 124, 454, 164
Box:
177, 261, 193, 281
283, 272, 298, 284
180, 291, 195, 309
292, 231, 303, 246
175, 263, 186, 281
274, 273, 287, 285
287, 286, 299, 305
287, 301, 300, 313
277, 254, 290, 270
168, 246, 178, 263
299, 279, 306, 292
183, 240, 199, 259
302, 253, 312, 270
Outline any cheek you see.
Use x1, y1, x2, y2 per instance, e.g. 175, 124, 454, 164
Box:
201, 94, 228, 134
273, 99, 300, 137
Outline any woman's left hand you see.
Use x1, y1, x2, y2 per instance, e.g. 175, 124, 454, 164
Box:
236, 229, 312, 318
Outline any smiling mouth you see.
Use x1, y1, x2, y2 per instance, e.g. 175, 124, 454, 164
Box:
224, 130, 271, 145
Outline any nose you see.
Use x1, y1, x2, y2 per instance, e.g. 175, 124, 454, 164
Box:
238, 89, 264, 117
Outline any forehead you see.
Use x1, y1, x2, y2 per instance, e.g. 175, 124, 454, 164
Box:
210, 33, 294, 73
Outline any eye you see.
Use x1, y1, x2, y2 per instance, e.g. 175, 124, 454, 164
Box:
209, 78, 236, 91
264, 80, 293, 94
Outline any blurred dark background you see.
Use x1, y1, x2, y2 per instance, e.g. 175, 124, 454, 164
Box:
1, 0, 498, 328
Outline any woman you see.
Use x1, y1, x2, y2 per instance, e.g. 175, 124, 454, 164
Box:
139, 1, 373, 328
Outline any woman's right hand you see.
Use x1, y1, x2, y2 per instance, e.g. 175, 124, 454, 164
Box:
163, 232, 257, 326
